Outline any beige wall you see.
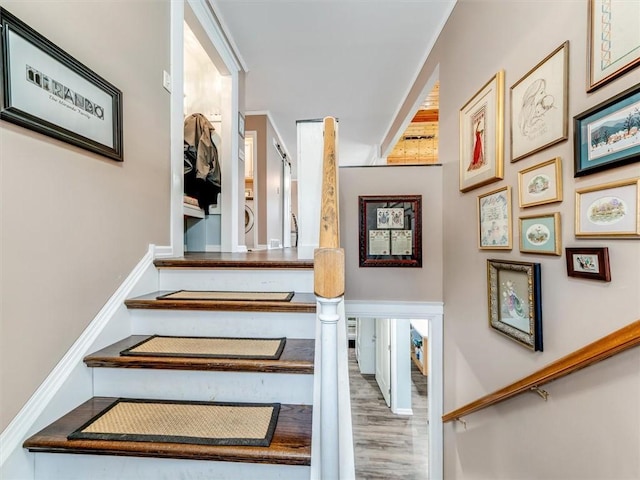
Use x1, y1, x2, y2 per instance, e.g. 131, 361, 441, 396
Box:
339, 165, 444, 301
245, 114, 267, 244
387, 1, 640, 478
0, 0, 171, 430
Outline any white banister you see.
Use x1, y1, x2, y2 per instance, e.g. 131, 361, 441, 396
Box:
318, 296, 341, 479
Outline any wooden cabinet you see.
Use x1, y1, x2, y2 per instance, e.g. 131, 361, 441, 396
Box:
410, 320, 428, 376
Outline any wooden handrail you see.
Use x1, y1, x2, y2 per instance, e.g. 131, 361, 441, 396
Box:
442, 319, 640, 423
314, 116, 344, 299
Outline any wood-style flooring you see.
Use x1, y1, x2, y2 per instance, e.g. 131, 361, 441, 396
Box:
349, 348, 428, 479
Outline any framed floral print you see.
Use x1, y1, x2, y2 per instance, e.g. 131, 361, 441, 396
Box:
459, 71, 505, 192
510, 42, 569, 162
487, 259, 543, 352
478, 186, 512, 250
518, 157, 563, 208
575, 177, 640, 237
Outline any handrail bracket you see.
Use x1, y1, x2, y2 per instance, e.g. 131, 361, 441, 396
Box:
530, 386, 549, 401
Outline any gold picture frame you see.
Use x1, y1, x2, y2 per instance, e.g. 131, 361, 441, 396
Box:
575, 178, 640, 237
519, 212, 562, 256
518, 157, 563, 208
510, 42, 569, 162
588, 0, 640, 91
459, 71, 505, 192
478, 185, 512, 250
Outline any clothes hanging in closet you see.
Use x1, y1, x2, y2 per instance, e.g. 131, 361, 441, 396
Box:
184, 113, 221, 213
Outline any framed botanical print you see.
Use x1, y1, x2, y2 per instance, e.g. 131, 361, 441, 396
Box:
478, 186, 512, 250
575, 177, 640, 237
518, 157, 563, 208
487, 259, 543, 352
510, 42, 569, 162
459, 71, 505, 192
588, 0, 640, 91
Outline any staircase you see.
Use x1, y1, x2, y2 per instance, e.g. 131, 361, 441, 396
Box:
22, 252, 317, 480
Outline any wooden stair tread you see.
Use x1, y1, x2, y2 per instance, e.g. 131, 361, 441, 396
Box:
154, 251, 314, 270
85, 336, 314, 374
23, 397, 312, 466
125, 291, 317, 313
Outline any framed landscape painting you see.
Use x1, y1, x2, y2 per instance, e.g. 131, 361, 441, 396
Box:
518, 157, 563, 208
574, 83, 640, 177
511, 42, 569, 162
575, 178, 640, 237
459, 71, 505, 192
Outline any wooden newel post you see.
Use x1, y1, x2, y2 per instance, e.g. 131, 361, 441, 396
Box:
314, 116, 344, 479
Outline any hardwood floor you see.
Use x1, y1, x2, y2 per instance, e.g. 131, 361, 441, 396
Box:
349, 348, 428, 479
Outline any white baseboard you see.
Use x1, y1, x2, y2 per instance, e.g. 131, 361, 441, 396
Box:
392, 407, 414, 416
0, 245, 157, 473
152, 244, 174, 258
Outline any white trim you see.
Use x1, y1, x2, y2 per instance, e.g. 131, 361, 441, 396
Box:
345, 300, 443, 318
345, 300, 443, 480
207, 0, 249, 72
0, 246, 156, 468
152, 245, 175, 258
393, 408, 414, 416
169, 0, 185, 257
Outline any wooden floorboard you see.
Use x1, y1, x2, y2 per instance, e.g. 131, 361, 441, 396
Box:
125, 291, 317, 314
23, 397, 312, 466
349, 348, 428, 479
155, 249, 314, 270
85, 336, 315, 374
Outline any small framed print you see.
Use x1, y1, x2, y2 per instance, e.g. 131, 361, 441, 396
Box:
238, 112, 245, 139
358, 195, 422, 268
518, 157, 563, 208
519, 212, 561, 256
565, 247, 611, 282
510, 41, 569, 162
487, 259, 543, 352
573, 83, 640, 177
459, 71, 505, 192
575, 178, 640, 238
478, 186, 512, 250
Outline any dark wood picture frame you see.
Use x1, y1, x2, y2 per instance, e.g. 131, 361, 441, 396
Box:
358, 195, 422, 268
487, 259, 543, 352
573, 83, 640, 177
565, 247, 611, 282
0, 8, 123, 161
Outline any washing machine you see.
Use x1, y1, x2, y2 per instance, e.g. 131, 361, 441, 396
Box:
244, 200, 255, 248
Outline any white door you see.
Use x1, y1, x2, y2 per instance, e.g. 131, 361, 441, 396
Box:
375, 318, 391, 407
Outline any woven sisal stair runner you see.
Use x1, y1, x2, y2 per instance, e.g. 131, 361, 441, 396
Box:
23, 397, 313, 465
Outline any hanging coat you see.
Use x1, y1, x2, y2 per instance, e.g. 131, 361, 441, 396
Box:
184, 113, 221, 212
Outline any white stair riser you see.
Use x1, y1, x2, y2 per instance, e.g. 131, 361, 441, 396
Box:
35, 453, 310, 480
93, 369, 313, 405
131, 310, 316, 339
158, 269, 314, 293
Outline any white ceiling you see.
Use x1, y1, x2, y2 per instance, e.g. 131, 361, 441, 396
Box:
213, 0, 455, 169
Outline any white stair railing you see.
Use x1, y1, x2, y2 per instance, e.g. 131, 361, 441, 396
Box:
312, 117, 354, 479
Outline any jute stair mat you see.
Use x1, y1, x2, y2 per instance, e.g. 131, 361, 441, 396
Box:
156, 290, 294, 302
68, 399, 280, 447
120, 335, 286, 360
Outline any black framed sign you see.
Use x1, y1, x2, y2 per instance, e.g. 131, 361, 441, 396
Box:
358, 195, 422, 268
0, 8, 123, 161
